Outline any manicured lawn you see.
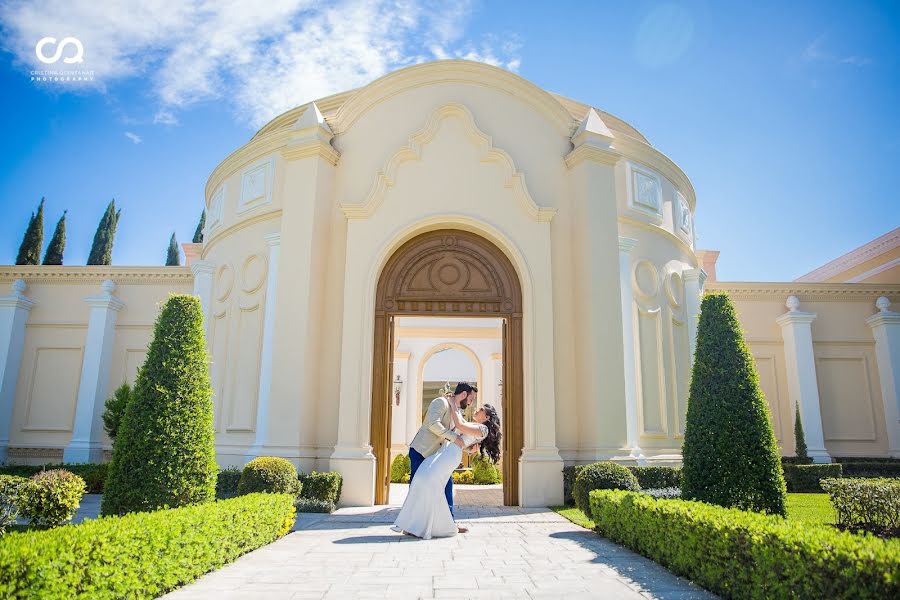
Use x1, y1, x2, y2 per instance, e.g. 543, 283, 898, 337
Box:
785, 492, 836, 526
553, 493, 836, 530
550, 505, 594, 529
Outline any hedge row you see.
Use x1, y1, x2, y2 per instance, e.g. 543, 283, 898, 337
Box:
589, 490, 899, 599
840, 463, 900, 478
627, 466, 682, 489
299, 471, 342, 505
0, 464, 108, 494
0, 493, 296, 599
822, 477, 900, 532
782, 463, 843, 492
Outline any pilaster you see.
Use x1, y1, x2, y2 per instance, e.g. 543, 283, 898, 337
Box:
618, 237, 644, 461
866, 297, 900, 457
64, 280, 125, 463
0, 280, 35, 463
776, 296, 830, 463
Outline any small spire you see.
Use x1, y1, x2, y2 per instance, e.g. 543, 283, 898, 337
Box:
572, 108, 614, 146
292, 102, 332, 134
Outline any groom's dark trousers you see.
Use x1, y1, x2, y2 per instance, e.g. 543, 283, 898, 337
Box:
408, 447, 454, 517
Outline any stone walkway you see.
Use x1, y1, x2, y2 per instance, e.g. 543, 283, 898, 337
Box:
164, 499, 716, 600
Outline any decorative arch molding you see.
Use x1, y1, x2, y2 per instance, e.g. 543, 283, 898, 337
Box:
331, 60, 575, 136
340, 103, 557, 223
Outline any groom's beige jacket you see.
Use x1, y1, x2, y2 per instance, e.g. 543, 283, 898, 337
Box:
410, 397, 460, 458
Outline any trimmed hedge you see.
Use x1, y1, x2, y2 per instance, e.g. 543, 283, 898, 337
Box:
298, 471, 342, 506
238, 457, 300, 498
0, 464, 108, 494
294, 497, 335, 513
628, 466, 682, 489
452, 470, 475, 485
682, 293, 786, 516
590, 490, 900, 599
215, 466, 242, 500
18, 470, 86, 528
822, 477, 900, 532
563, 465, 585, 506
472, 454, 502, 484
102, 295, 217, 516
573, 462, 639, 515
840, 463, 900, 479
0, 476, 27, 534
0, 493, 295, 599
390, 454, 410, 483
782, 463, 843, 492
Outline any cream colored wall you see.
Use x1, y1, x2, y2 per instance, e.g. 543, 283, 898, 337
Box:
708, 283, 900, 458
0, 268, 192, 464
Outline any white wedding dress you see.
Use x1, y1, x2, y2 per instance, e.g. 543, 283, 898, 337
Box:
392, 423, 488, 539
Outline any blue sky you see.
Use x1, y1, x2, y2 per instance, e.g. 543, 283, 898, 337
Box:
0, 1, 897, 281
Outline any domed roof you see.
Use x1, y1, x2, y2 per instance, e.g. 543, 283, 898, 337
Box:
250, 60, 651, 145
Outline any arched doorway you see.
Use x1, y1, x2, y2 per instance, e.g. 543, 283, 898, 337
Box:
371, 229, 523, 505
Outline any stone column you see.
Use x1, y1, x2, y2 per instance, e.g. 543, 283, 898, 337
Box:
682, 267, 707, 367
64, 280, 125, 463
866, 297, 900, 457
190, 260, 216, 339
0, 280, 35, 463
618, 237, 644, 461
776, 296, 830, 463
246, 233, 281, 461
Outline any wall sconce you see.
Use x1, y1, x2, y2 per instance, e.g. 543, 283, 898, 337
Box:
393, 374, 403, 406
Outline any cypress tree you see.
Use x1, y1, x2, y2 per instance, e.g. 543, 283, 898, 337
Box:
15, 198, 44, 265
42, 210, 67, 265
794, 403, 810, 464
682, 293, 787, 516
101, 294, 216, 515
193, 210, 205, 243
87, 200, 121, 265
166, 232, 180, 266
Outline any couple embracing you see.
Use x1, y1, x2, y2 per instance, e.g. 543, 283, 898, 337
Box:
391, 382, 502, 539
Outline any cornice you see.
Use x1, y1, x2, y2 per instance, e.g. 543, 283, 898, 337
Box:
280, 138, 340, 165
331, 60, 575, 136
340, 103, 557, 223
613, 137, 696, 212
866, 311, 900, 328
617, 216, 697, 265
201, 210, 282, 259
796, 227, 900, 282
706, 281, 900, 301
205, 130, 294, 203
0, 266, 194, 285
776, 311, 816, 327
564, 144, 621, 168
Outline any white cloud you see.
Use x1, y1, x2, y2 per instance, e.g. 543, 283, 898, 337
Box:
124, 131, 142, 144
802, 33, 871, 67
153, 110, 178, 126
0, 0, 522, 128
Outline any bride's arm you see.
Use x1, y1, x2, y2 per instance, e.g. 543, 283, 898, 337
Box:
449, 406, 484, 437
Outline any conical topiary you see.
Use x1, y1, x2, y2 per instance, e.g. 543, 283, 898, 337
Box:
87, 200, 121, 265
682, 293, 787, 516
42, 210, 67, 265
165, 232, 180, 266
193, 210, 205, 244
101, 294, 217, 516
15, 198, 44, 265
794, 403, 810, 464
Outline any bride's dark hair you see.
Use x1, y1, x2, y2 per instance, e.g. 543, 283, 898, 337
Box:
478, 404, 502, 464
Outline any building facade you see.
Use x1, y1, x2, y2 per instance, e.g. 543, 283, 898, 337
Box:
0, 61, 898, 507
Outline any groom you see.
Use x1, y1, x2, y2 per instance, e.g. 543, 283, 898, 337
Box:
408, 382, 477, 531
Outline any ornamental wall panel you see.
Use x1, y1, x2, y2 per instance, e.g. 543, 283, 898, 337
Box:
816, 352, 878, 443
753, 352, 785, 443
209, 309, 229, 432
24, 347, 81, 432
226, 303, 262, 432
636, 306, 667, 436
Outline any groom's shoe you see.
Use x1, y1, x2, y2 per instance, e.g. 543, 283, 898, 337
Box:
457, 525, 469, 533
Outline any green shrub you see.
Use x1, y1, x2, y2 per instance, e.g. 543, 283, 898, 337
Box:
0, 475, 28, 534
298, 471, 342, 505
239, 457, 300, 497
390, 454, 411, 483
840, 462, 900, 478
834, 456, 900, 464
18, 470, 86, 528
782, 463, 843, 492
822, 477, 900, 533
452, 470, 475, 485
793, 403, 811, 464
563, 465, 586, 505
472, 453, 502, 484
401, 473, 410, 483
0, 493, 295, 599
294, 497, 335, 513
590, 489, 900, 599
0, 464, 107, 494
216, 466, 242, 500
102, 295, 217, 516
627, 466, 682, 489
682, 293, 787, 516
573, 462, 639, 515
102, 382, 132, 442
642, 487, 682, 499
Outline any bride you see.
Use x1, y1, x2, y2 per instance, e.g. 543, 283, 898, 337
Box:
392, 403, 502, 539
